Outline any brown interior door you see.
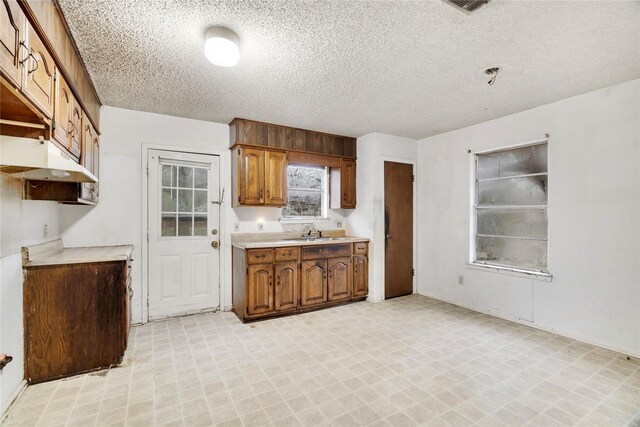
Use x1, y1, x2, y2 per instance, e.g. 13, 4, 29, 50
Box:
384, 161, 413, 299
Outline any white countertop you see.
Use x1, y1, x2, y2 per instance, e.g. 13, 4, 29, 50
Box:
232, 236, 369, 250
22, 239, 133, 267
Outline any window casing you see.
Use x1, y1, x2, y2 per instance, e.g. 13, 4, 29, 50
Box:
281, 164, 328, 218
472, 142, 549, 273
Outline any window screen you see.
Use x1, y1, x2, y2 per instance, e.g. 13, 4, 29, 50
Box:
474, 143, 548, 271
281, 165, 327, 218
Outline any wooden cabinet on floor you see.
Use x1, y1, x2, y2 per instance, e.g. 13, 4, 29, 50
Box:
233, 146, 287, 207
232, 241, 368, 322
23, 258, 131, 383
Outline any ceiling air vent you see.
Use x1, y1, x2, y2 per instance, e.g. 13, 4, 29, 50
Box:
443, 0, 492, 14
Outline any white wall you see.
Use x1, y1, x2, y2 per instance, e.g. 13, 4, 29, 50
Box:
0, 169, 61, 417
349, 133, 417, 302
60, 106, 350, 324
417, 79, 640, 356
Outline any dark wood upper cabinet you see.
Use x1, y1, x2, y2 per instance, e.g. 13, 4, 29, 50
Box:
238, 147, 265, 205
53, 71, 72, 151
0, 0, 25, 88
265, 150, 287, 206
230, 118, 357, 159
22, 21, 54, 119
80, 116, 99, 203
327, 257, 352, 302
233, 147, 287, 207
69, 96, 82, 158
275, 261, 298, 311
247, 264, 274, 316
341, 159, 356, 208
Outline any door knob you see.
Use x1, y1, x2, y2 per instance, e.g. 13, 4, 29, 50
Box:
211, 241, 219, 249
386, 234, 392, 240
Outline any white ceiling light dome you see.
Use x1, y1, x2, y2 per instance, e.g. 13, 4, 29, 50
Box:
204, 26, 239, 67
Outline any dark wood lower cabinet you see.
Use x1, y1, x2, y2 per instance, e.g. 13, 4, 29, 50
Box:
328, 257, 352, 302
232, 242, 368, 322
247, 264, 273, 315
23, 259, 131, 383
353, 255, 368, 297
275, 261, 298, 311
301, 260, 327, 307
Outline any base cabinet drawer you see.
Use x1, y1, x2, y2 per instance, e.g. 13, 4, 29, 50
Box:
247, 249, 274, 264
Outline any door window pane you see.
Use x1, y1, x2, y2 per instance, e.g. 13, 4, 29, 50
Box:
161, 214, 177, 236
194, 190, 207, 213
179, 166, 193, 188
178, 215, 193, 236
162, 165, 172, 186
178, 189, 193, 212
161, 162, 210, 237
194, 215, 207, 236
194, 168, 208, 189
162, 188, 177, 212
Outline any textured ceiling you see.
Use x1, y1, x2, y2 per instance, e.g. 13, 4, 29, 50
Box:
58, 0, 640, 139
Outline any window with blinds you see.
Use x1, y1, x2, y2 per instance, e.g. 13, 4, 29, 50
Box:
473, 142, 548, 272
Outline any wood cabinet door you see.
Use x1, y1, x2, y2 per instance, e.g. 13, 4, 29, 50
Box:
300, 260, 327, 306
239, 147, 264, 205
53, 72, 72, 151
327, 257, 351, 302
265, 150, 287, 206
340, 159, 356, 208
0, 0, 25, 87
247, 264, 273, 315
80, 117, 95, 201
69, 97, 82, 159
23, 23, 54, 118
92, 133, 99, 202
275, 261, 298, 311
353, 255, 368, 297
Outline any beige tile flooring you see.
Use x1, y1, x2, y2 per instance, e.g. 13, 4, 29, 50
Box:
3, 295, 640, 427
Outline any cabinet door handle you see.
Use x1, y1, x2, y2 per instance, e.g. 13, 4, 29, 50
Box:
27, 53, 39, 74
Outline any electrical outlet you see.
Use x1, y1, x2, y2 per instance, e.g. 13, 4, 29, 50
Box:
257, 222, 264, 231
458, 275, 464, 285
336, 221, 343, 228
43, 224, 48, 238
234, 223, 239, 231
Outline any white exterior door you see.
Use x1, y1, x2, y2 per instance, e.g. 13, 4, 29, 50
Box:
147, 150, 220, 320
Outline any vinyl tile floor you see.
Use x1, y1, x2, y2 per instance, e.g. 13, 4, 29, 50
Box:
3, 295, 640, 427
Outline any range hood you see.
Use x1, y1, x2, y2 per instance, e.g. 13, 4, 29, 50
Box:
0, 136, 97, 183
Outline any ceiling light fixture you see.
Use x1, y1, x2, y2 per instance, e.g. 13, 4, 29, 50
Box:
204, 26, 239, 67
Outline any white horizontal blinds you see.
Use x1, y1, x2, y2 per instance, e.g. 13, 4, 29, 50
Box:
475, 142, 548, 271
282, 165, 325, 217
160, 164, 208, 237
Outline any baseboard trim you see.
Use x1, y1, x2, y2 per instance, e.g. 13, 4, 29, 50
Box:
1, 379, 27, 423
417, 292, 640, 359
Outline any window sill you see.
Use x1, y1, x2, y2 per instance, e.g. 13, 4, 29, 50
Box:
466, 262, 553, 282
279, 217, 331, 224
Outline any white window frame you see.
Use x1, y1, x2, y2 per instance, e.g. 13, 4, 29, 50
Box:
280, 164, 329, 221
467, 138, 552, 281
